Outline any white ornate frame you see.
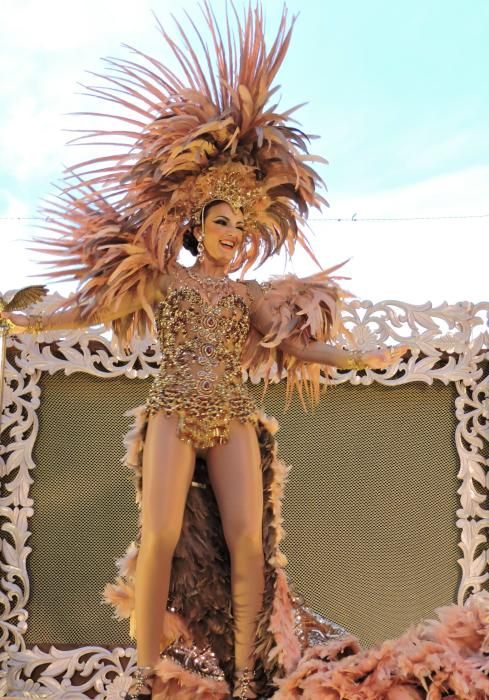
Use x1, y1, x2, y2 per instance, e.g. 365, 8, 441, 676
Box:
1, 295, 488, 698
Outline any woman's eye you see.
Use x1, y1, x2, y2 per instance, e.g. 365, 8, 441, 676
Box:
214, 218, 244, 231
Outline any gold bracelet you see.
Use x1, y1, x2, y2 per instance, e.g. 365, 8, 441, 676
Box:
26, 313, 44, 335
0, 317, 14, 333
344, 349, 368, 370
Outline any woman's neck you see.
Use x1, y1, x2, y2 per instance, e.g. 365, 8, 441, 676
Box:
191, 258, 229, 278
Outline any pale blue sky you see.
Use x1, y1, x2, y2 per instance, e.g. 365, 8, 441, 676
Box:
1, 0, 488, 304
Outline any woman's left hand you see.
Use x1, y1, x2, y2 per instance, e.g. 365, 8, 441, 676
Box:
362, 344, 410, 369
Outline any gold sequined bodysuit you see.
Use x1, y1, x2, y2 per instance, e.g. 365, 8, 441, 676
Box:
145, 279, 259, 449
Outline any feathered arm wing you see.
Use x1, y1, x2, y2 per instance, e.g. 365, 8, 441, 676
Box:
242, 260, 355, 409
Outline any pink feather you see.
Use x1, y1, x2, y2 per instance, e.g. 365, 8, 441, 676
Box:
268, 569, 301, 673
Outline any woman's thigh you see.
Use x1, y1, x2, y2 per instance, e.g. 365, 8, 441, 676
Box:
141, 411, 196, 536
206, 419, 263, 547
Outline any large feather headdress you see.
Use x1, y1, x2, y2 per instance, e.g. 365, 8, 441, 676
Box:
33, 2, 331, 345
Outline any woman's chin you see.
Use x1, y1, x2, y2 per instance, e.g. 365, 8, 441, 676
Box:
205, 251, 234, 266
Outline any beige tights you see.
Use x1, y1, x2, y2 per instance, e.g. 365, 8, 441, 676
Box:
135, 413, 195, 668
135, 413, 265, 673
207, 420, 265, 671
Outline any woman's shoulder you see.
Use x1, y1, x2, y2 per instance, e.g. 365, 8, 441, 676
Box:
240, 278, 272, 314
242, 277, 271, 292
242, 277, 272, 298
154, 263, 185, 301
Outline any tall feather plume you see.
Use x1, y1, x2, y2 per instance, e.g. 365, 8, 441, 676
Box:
31, 1, 330, 347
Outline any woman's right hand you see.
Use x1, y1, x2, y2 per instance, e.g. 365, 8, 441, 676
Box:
0, 310, 30, 335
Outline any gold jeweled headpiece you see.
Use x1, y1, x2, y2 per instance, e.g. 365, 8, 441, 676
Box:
190, 163, 263, 225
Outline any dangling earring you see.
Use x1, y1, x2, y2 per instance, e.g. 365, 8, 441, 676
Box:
196, 204, 206, 263
196, 233, 205, 262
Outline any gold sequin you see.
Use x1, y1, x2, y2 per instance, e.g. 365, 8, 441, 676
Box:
145, 285, 259, 449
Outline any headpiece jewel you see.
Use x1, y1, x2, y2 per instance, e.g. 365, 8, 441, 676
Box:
189, 163, 263, 226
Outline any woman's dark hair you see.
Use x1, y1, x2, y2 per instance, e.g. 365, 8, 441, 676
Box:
182, 227, 199, 256
182, 199, 238, 256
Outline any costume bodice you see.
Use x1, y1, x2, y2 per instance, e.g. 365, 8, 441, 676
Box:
156, 284, 251, 387
145, 280, 259, 449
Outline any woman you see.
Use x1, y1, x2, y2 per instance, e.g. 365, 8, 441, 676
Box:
3, 198, 407, 700
3, 3, 489, 699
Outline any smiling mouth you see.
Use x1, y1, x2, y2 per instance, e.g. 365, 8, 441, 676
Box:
219, 239, 236, 250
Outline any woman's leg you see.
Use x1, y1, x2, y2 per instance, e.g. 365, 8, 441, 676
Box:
206, 420, 265, 672
135, 412, 196, 668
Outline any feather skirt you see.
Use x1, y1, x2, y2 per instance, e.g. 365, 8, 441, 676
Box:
102, 406, 489, 699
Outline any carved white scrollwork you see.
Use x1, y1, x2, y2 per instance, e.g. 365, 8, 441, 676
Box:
1, 294, 488, 697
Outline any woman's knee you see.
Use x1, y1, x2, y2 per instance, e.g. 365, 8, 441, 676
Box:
225, 521, 263, 558
140, 522, 182, 556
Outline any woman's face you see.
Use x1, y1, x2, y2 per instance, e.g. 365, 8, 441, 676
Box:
198, 201, 245, 265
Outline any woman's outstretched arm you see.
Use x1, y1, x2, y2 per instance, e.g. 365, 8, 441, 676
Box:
278, 337, 409, 370
249, 281, 409, 370
0, 274, 171, 334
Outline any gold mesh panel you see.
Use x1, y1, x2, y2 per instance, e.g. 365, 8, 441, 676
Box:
28, 372, 151, 648
26, 371, 461, 649
266, 380, 461, 648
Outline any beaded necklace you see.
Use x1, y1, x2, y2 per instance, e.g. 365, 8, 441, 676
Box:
186, 266, 234, 294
